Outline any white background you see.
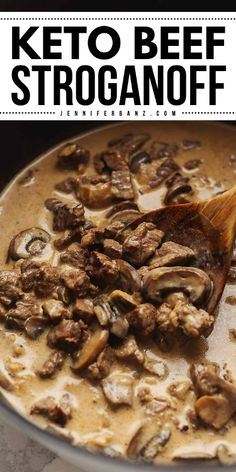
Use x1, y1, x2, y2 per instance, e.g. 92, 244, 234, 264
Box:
0, 12, 235, 120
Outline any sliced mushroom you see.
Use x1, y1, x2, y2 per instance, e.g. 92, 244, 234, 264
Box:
9, 228, 51, 260
141, 429, 171, 462
72, 328, 109, 373
195, 394, 234, 429
106, 201, 139, 219
143, 266, 212, 305
57, 143, 90, 169
102, 374, 133, 406
217, 444, 236, 465
94, 298, 129, 338
24, 316, 49, 339
109, 290, 137, 312
164, 180, 192, 205
116, 259, 142, 294
0, 365, 15, 391
43, 300, 70, 323
143, 350, 168, 379
173, 450, 215, 460
129, 151, 151, 173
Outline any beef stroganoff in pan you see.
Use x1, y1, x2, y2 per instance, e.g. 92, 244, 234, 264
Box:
0, 122, 236, 465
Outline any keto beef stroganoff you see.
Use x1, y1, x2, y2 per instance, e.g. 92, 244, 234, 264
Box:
0, 122, 236, 465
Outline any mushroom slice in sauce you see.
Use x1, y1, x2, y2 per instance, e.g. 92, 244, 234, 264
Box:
143, 266, 212, 305
9, 228, 51, 260
72, 328, 109, 373
102, 374, 133, 406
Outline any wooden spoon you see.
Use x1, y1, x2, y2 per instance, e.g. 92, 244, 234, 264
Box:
122, 185, 236, 315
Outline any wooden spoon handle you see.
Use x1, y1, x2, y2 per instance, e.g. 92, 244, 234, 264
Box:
197, 185, 236, 245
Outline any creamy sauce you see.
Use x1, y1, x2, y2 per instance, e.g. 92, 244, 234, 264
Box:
0, 121, 236, 464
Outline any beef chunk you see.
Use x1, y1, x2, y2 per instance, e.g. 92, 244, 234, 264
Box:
30, 393, 72, 426
87, 346, 114, 380
36, 350, 65, 379
78, 174, 112, 209
149, 158, 180, 189
60, 243, 88, 269
103, 239, 122, 259
43, 300, 70, 323
94, 150, 127, 174
73, 298, 94, 321
86, 251, 119, 287
149, 241, 195, 268
57, 143, 90, 169
6, 294, 42, 330
0, 271, 22, 306
156, 301, 214, 337
127, 304, 156, 336
111, 169, 135, 200
102, 374, 133, 406
21, 262, 60, 296
55, 177, 78, 194
80, 227, 106, 248
47, 319, 84, 351
114, 335, 144, 364
60, 269, 90, 296
150, 141, 179, 159
45, 198, 85, 231
122, 222, 164, 267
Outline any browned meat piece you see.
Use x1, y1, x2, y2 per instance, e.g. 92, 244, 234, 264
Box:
60, 243, 88, 269
127, 304, 156, 336
5, 294, 42, 330
111, 169, 135, 201
80, 227, 106, 248
60, 269, 90, 296
43, 300, 70, 323
156, 301, 214, 337
30, 393, 72, 426
94, 150, 127, 174
150, 141, 179, 159
54, 221, 95, 250
47, 319, 84, 351
36, 351, 65, 379
86, 251, 119, 287
114, 335, 144, 364
57, 143, 90, 169
110, 290, 137, 312
73, 298, 94, 322
103, 239, 122, 259
55, 177, 78, 194
149, 241, 195, 268
0, 271, 22, 306
78, 174, 112, 209
122, 222, 164, 267
116, 259, 142, 294
102, 374, 133, 406
87, 346, 114, 380
20, 261, 61, 296
108, 133, 149, 155
45, 198, 85, 232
